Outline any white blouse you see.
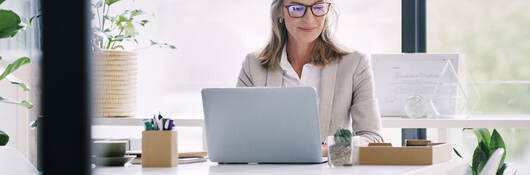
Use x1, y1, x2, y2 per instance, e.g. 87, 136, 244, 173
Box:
279, 48, 322, 104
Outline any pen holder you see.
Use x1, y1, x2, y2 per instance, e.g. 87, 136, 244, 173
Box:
142, 130, 178, 167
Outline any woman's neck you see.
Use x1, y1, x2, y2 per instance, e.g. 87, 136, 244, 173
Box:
286, 39, 313, 66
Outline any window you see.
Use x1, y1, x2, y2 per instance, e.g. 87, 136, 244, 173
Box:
428, 1, 530, 173
107, 0, 402, 117
92, 0, 402, 151
427, 0, 530, 114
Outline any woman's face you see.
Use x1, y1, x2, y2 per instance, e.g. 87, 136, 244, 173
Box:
282, 0, 328, 45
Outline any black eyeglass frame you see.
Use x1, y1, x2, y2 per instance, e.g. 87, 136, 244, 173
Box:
283, 2, 331, 18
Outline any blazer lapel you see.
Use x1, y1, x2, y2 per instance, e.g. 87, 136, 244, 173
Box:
265, 68, 283, 87
318, 62, 337, 141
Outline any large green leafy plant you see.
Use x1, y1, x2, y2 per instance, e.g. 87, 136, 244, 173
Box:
454, 128, 510, 175
0, 0, 34, 146
91, 0, 175, 50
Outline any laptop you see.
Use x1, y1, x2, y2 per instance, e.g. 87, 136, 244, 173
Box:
201, 87, 324, 164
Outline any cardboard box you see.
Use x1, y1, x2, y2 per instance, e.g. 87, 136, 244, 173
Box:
358, 143, 452, 165
142, 131, 178, 167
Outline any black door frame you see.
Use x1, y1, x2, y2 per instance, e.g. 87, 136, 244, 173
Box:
39, 0, 92, 174
401, 0, 427, 145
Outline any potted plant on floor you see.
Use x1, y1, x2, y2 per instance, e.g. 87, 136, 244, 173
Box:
91, 0, 175, 118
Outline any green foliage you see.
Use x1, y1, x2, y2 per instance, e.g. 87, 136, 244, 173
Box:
0, 130, 8, 146
0, 97, 33, 109
454, 148, 463, 159
0, 0, 34, 146
105, 0, 120, 6
0, 57, 30, 81
473, 128, 492, 146
28, 14, 40, 27
0, 9, 25, 39
11, 80, 30, 91
334, 128, 353, 147
454, 128, 508, 175
92, 0, 175, 50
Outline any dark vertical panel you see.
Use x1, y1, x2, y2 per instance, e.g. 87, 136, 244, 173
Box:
417, 0, 426, 52
39, 0, 92, 174
402, 0, 418, 53
402, 128, 427, 145
401, 0, 427, 145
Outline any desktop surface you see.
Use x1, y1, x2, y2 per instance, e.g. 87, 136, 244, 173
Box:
94, 159, 465, 175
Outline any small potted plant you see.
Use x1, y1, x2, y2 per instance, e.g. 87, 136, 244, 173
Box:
91, 0, 175, 117
327, 128, 354, 166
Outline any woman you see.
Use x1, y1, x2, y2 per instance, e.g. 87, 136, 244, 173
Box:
237, 0, 383, 148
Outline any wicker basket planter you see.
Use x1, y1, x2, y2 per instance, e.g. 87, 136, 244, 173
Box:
94, 50, 137, 117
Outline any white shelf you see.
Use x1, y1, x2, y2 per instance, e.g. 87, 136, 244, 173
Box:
381, 115, 530, 128
93, 115, 530, 128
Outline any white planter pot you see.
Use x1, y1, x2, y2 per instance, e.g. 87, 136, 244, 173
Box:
94, 50, 137, 117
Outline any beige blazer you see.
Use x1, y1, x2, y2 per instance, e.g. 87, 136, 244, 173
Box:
236, 51, 384, 143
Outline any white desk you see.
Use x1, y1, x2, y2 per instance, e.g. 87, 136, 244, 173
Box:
94, 159, 466, 175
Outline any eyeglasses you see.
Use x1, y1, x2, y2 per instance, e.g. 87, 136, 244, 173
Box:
284, 3, 331, 18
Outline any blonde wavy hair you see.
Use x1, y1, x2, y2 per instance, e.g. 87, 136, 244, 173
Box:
258, 0, 350, 70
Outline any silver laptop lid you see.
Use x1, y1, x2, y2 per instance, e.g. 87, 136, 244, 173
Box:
201, 87, 322, 163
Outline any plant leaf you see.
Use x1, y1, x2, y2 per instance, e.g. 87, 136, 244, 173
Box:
10, 80, 30, 91
130, 9, 142, 18
28, 14, 40, 27
104, 0, 120, 6
30, 119, 39, 128
0, 57, 31, 80
453, 148, 463, 159
140, 19, 149, 26
150, 40, 157, 45
0, 9, 25, 39
473, 128, 491, 146
472, 141, 489, 174
0, 96, 34, 109
0, 0, 5, 6
491, 129, 507, 172
124, 21, 136, 36
497, 163, 506, 175
0, 130, 9, 146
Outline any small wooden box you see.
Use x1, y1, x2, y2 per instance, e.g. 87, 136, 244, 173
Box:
359, 142, 452, 165
142, 131, 178, 167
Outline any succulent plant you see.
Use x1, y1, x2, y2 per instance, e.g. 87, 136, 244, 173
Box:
334, 128, 354, 147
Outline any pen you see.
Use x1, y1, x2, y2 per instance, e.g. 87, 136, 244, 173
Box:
167, 119, 174, 130
152, 116, 158, 130
157, 118, 163, 130
143, 119, 153, 131
163, 118, 169, 130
